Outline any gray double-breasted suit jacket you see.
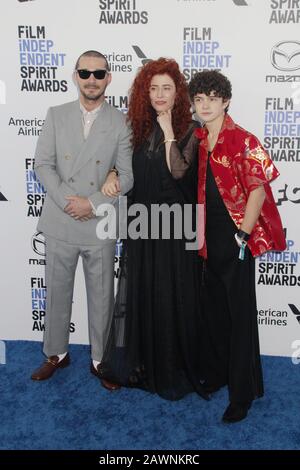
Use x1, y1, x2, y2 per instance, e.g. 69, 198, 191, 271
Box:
34, 99, 133, 360
35, 99, 133, 245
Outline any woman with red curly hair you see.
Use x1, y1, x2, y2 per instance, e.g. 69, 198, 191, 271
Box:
99, 58, 208, 401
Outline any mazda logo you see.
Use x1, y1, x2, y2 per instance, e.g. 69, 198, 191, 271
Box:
271, 40, 300, 72
31, 231, 46, 256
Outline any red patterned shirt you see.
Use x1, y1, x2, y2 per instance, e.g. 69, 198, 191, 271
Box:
195, 114, 286, 258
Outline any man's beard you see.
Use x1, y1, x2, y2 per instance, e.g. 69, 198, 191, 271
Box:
81, 86, 106, 101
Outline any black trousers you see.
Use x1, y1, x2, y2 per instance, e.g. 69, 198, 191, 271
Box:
201, 209, 264, 404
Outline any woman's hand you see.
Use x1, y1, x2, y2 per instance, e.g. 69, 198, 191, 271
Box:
157, 109, 174, 140
101, 171, 120, 197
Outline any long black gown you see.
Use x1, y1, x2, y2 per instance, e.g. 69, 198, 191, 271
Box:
201, 154, 264, 403
99, 123, 208, 401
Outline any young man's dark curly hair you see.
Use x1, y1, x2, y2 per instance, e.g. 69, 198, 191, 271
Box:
189, 70, 232, 112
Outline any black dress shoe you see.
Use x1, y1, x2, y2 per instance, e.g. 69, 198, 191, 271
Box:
203, 383, 221, 394
222, 401, 252, 423
31, 353, 70, 381
90, 363, 121, 391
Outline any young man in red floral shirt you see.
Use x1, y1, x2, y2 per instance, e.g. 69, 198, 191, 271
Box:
188, 70, 286, 423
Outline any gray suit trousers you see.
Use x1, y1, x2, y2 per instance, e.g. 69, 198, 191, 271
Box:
43, 235, 115, 361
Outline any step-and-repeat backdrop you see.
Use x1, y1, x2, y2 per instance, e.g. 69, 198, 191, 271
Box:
0, 0, 299, 357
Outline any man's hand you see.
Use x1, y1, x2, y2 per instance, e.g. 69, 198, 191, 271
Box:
79, 213, 95, 222
101, 171, 120, 197
64, 196, 93, 220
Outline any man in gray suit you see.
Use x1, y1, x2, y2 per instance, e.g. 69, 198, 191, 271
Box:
31, 50, 133, 389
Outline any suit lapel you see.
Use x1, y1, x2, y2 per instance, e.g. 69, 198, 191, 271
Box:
70, 101, 111, 177
66, 101, 84, 175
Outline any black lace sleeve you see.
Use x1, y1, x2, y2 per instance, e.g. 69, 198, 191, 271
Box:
170, 121, 200, 180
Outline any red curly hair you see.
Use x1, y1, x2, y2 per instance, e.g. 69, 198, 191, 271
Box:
127, 58, 192, 149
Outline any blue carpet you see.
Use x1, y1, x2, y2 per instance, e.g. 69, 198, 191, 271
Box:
0, 340, 299, 450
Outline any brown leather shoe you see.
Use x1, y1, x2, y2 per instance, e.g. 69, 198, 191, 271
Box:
90, 363, 121, 391
31, 353, 70, 381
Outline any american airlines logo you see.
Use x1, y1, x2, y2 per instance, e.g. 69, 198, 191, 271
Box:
132, 46, 152, 66
289, 304, 300, 325
0, 191, 8, 201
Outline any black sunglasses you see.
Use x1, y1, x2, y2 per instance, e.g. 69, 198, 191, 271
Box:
77, 69, 107, 80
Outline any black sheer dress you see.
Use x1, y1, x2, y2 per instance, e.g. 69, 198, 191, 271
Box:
165, 147, 264, 404
99, 122, 208, 401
